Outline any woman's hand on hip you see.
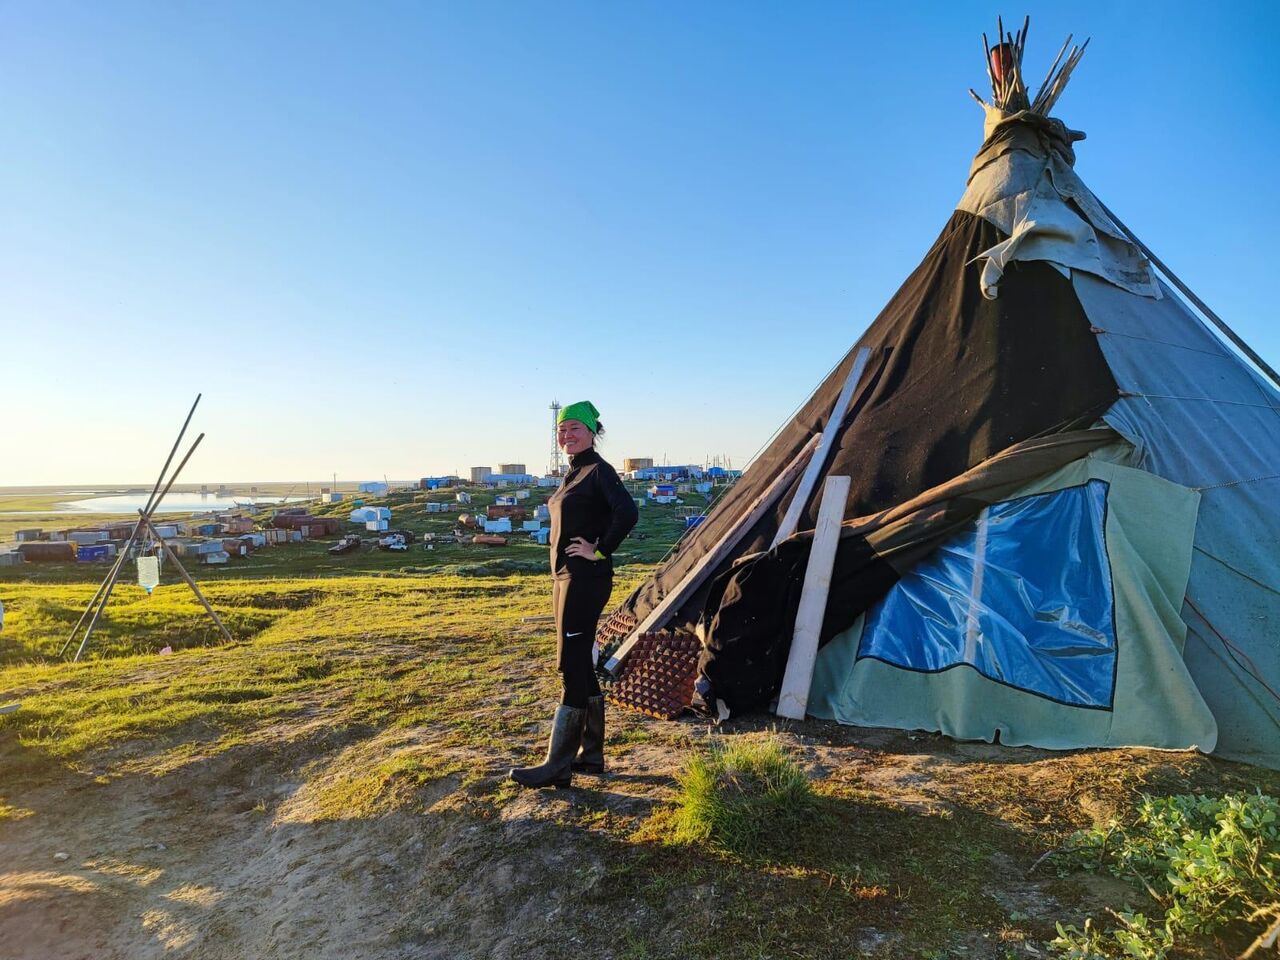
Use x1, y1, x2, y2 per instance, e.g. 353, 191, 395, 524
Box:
565, 537, 600, 560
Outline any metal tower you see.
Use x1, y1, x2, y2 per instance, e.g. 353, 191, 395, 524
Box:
549, 400, 564, 476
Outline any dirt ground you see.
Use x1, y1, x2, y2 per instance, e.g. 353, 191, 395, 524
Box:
3, 688, 1269, 960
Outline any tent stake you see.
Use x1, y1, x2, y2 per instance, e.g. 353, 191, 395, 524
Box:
776, 475, 851, 721
771, 347, 870, 549
603, 433, 821, 675
1097, 198, 1280, 391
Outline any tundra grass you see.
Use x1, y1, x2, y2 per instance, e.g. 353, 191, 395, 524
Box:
1, 559, 1276, 959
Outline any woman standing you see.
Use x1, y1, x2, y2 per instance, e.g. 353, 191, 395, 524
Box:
510, 401, 638, 789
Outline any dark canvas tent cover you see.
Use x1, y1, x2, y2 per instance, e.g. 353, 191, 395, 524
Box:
600, 29, 1280, 769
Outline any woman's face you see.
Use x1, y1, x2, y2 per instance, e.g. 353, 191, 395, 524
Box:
557, 419, 594, 455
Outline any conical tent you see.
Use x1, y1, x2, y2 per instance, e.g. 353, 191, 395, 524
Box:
600, 25, 1280, 769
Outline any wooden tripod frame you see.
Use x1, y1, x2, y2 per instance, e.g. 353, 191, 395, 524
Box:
59, 395, 232, 662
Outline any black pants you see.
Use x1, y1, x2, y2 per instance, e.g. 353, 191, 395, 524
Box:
553, 575, 612, 708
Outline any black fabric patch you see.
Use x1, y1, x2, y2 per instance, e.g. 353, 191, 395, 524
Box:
617, 210, 1119, 714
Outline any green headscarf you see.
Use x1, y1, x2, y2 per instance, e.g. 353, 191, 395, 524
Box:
558, 400, 600, 434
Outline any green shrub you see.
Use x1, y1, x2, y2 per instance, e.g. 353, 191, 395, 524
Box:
1051, 791, 1280, 959
670, 735, 821, 857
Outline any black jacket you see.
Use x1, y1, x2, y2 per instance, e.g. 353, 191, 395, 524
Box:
548, 448, 639, 579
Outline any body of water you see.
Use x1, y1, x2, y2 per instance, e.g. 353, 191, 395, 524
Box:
5, 493, 310, 515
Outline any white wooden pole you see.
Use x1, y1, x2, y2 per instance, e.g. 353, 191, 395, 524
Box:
776, 474, 851, 721
770, 347, 870, 550
603, 433, 821, 676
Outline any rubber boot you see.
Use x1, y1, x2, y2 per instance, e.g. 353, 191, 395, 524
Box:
509, 705, 585, 789
572, 696, 605, 774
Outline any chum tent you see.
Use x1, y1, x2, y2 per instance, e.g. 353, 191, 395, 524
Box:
599, 23, 1280, 769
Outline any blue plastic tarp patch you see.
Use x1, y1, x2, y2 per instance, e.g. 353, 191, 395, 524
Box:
858, 480, 1117, 708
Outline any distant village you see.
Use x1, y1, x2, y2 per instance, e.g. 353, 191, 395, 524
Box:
0, 456, 742, 568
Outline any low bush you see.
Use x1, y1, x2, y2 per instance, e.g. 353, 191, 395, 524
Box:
1051, 791, 1280, 959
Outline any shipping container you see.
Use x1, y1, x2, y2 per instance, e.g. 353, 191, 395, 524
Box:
485, 504, 527, 521
17, 542, 78, 562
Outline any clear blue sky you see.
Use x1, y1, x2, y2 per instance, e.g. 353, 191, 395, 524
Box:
3, 1, 1277, 485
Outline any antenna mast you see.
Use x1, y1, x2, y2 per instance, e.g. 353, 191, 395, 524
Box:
549, 400, 564, 476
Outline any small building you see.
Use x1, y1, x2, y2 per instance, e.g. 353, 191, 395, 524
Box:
537, 476, 561, 488
350, 507, 391, 523
14, 529, 42, 542
455, 492, 473, 505
223, 517, 255, 534
17, 542, 78, 562
357, 481, 389, 495
469, 466, 493, 484
513, 489, 530, 500
486, 504, 527, 521
320, 492, 344, 504
366, 519, 390, 532
487, 473, 535, 486
495, 495, 517, 506
68, 530, 108, 546
76, 544, 112, 562
532, 527, 551, 545
483, 518, 513, 534
521, 520, 542, 532
273, 514, 340, 535
649, 484, 679, 504
202, 551, 230, 565
419, 476, 457, 490
534, 504, 550, 521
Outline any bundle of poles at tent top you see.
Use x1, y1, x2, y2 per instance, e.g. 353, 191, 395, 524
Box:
59, 394, 232, 663
968, 16, 1089, 115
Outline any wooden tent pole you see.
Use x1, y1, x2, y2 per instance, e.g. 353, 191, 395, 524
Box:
1096, 199, 1280, 391
141, 512, 232, 645
603, 433, 821, 676
776, 475, 851, 721
71, 433, 205, 662
770, 347, 870, 550
60, 395, 202, 658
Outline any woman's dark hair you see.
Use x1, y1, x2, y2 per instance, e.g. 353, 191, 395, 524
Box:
594, 420, 606, 440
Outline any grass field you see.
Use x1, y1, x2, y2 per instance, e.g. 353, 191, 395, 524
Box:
1, 484, 1277, 959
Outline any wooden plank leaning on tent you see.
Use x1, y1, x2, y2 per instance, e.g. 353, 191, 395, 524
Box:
602, 346, 871, 677
770, 347, 870, 549
776, 474, 851, 720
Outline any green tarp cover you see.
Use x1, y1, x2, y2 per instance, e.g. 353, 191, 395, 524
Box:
809, 456, 1218, 753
